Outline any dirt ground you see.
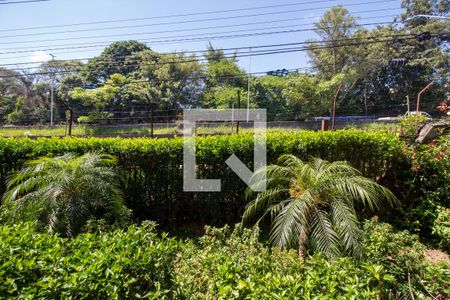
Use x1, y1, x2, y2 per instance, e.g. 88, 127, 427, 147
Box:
424, 249, 450, 264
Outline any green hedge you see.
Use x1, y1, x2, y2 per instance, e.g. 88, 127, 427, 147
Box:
0, 130, 405, 227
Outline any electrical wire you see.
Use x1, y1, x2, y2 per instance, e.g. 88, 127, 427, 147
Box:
0, 0, 49, 4
0, 0, 400, 38
0, 22, 402, 55
0, 35, 418, 78
0, 9, 400, 46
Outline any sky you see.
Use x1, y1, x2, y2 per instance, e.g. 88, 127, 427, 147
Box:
0, 0, 404, 74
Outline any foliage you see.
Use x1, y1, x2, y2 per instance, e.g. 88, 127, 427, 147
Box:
399, 114, 430, 141
400, 134, 450, 236
432, 207, 450, 251
282, 72, 345, 118
174, 224, 381, 299
70, 73, 128, 109
363, 219, 450, 299
0, 222, 179, 299
244, 155, 397, 259
1, 152, 130, 237
0, 130, 405, 227
307, 5, 358, 79
81, 40, 150, 85
0, 220, 447, 299
174, 223, 449, 299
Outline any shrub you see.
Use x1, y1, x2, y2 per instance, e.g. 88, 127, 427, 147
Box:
174, 223, 449, 299
0, 130, 405, 228
363, 219, 450, 299
399, 115, 430, 141
1, 152, 130, 237
401, 135, 450, 235
0, 222, 179, 299
432, 207, 450, 251
173, 224, 381, 299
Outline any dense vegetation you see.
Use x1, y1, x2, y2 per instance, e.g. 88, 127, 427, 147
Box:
0, 221, 448, 299
0, 130, 404, 228
0, 128, 448, 298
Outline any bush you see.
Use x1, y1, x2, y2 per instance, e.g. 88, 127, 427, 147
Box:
433, 207, 450, 251
1, 221, 447, 299
399, 115, 430, 141
363, 219, 450, 298
0, 222, 179, 299
0, 130, 405, 228
401, 135, 450, 236
174, 224, 381, 299
174, 223, 449, 299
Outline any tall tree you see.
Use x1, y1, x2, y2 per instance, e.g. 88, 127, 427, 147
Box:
82, 40, 150, 86
307, 6, 358, 80
139, 51, 202, 110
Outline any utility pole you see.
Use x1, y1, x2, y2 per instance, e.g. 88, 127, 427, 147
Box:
49, 54, 55, 126
406, 95, 410, 114
150, 103, 154, 138
331, 84, 342, 131
247, 47, 252, 122
236, 89, 241, 134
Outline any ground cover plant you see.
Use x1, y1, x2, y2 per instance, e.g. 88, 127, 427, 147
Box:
0, 221, 447, 299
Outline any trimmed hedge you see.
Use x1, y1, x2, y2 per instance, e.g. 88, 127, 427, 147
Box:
0, 130, 405, 227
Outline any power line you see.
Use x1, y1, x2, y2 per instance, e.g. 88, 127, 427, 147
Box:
0, 0, 399, 38
0, 35, 418, 78
0, 9, 400, 46
1, 34, 416, 71
0, 0, 49, 4
0, 0, 336, 32
0, 21, 400, 55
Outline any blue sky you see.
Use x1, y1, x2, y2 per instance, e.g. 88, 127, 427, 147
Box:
0, 0, 404, 73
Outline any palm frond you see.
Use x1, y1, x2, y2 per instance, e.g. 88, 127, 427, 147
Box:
309, 208, 341, 259
330, 198, 364, 259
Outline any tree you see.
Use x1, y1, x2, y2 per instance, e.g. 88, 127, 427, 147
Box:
243, 155, 397, 259
201, 44, 247, 108
0, 68, 27, 122
58, 75, 84, 135
282, 73, 345, 119
70, 73, 128, 111
307, 6, 358, 79
252, 76, 288, 119
82, 40, 150, 86
1, 152, 130, 237
139, 51, 203, 110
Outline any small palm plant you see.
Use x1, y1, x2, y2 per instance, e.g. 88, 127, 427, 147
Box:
1, 152, 130, 237
243, 155, 397, 259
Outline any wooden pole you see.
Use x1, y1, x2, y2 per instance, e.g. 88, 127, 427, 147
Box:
331, 84, 343, 131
